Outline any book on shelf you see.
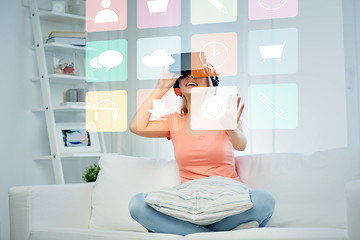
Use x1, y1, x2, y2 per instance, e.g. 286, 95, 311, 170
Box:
46, 37, 86, 46
46, 32, 86, 46
48, 31, 86, 38
60, 102, 85, 106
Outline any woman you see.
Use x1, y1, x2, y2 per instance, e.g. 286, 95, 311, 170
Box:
128, 65, 275, 236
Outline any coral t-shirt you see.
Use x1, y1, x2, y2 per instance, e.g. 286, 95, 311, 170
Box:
161, 112, 241, 183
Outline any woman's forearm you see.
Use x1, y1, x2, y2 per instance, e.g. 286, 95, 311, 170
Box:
130, 66, 180, 135
226, 126, 247, 151
129, 86, 169, 133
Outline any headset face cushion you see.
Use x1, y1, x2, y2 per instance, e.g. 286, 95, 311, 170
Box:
173, 76, 219, 97
173, 76, 219, 89
173, 79, 180, 89
211, 76, 219, 87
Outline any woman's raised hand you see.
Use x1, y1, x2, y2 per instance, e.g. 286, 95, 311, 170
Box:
236, 96, 245, 127
223, 94, 244, 130
157, 66, 181, 89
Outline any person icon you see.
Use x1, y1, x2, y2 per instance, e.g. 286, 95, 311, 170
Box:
94, 0, 118, 24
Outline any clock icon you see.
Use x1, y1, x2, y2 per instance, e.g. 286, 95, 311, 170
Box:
200, 41, 229, 69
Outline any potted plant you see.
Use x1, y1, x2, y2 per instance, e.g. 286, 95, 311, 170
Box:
82, 163, 100, 182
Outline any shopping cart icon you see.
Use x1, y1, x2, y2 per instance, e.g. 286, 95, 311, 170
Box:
258, 41, 286, 62
147, 0, 169, 16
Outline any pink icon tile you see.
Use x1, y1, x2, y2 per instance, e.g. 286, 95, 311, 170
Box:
191, 32, 238, 77
248, 0, 298, 20
86, 0, 127, 32
137, 0, 181, 29
136, 89, 181, 132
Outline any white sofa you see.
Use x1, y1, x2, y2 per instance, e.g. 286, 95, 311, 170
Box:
9, 146, 360, 240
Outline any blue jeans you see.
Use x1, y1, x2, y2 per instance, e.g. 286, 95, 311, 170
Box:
128, 189, 275, 236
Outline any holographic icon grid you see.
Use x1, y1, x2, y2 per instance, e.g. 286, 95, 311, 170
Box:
84, 0, 300, 134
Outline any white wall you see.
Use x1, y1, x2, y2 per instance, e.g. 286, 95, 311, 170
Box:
0, 1, 100, 239
0, 1, 50, 240
343, 0, 360, 146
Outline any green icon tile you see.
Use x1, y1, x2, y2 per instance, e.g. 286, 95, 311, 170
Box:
86, 39, 127, 82
191, 0, 237, 25
248, 84, 298, 129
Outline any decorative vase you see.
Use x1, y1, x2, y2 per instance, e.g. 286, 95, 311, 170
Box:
68, 0, 85, 16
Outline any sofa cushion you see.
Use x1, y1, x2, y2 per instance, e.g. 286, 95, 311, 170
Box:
235, 146, 360, 229
30, 227, 183, 240
183, 227, 348, 240
90, 154, 181, 231
29, 227, 347, 240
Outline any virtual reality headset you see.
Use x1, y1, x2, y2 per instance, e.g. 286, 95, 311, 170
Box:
169, 52, 219, 78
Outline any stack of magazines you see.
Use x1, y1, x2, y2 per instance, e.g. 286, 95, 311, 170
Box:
46, 32, 86, 46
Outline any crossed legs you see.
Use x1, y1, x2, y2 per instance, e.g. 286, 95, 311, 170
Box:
128, 189, 275, 236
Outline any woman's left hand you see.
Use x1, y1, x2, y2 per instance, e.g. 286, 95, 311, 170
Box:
235, 96, 245, 130
224, 95, 247, 150
220, 94, 244, 131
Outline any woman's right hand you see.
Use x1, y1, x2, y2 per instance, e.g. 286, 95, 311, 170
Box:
157, 66, 181, 89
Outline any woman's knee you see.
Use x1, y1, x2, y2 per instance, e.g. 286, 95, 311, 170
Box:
128, 193, 148, 220
250, 189, 275, 216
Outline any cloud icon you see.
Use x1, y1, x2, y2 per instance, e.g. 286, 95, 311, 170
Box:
90, 50, 123, 72
142, 49, 175, 67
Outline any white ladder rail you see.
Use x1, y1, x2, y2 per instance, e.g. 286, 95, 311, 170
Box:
29, 0, 64, 184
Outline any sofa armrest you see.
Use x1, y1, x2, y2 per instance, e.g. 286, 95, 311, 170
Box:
346, 180, 360, 240
9, 183, 94, 240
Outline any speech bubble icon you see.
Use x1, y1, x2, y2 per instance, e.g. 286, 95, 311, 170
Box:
90, 57, 102, 71
97, 50, 123, 72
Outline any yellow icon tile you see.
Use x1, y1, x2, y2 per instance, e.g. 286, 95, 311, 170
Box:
86, 90, 127, 132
